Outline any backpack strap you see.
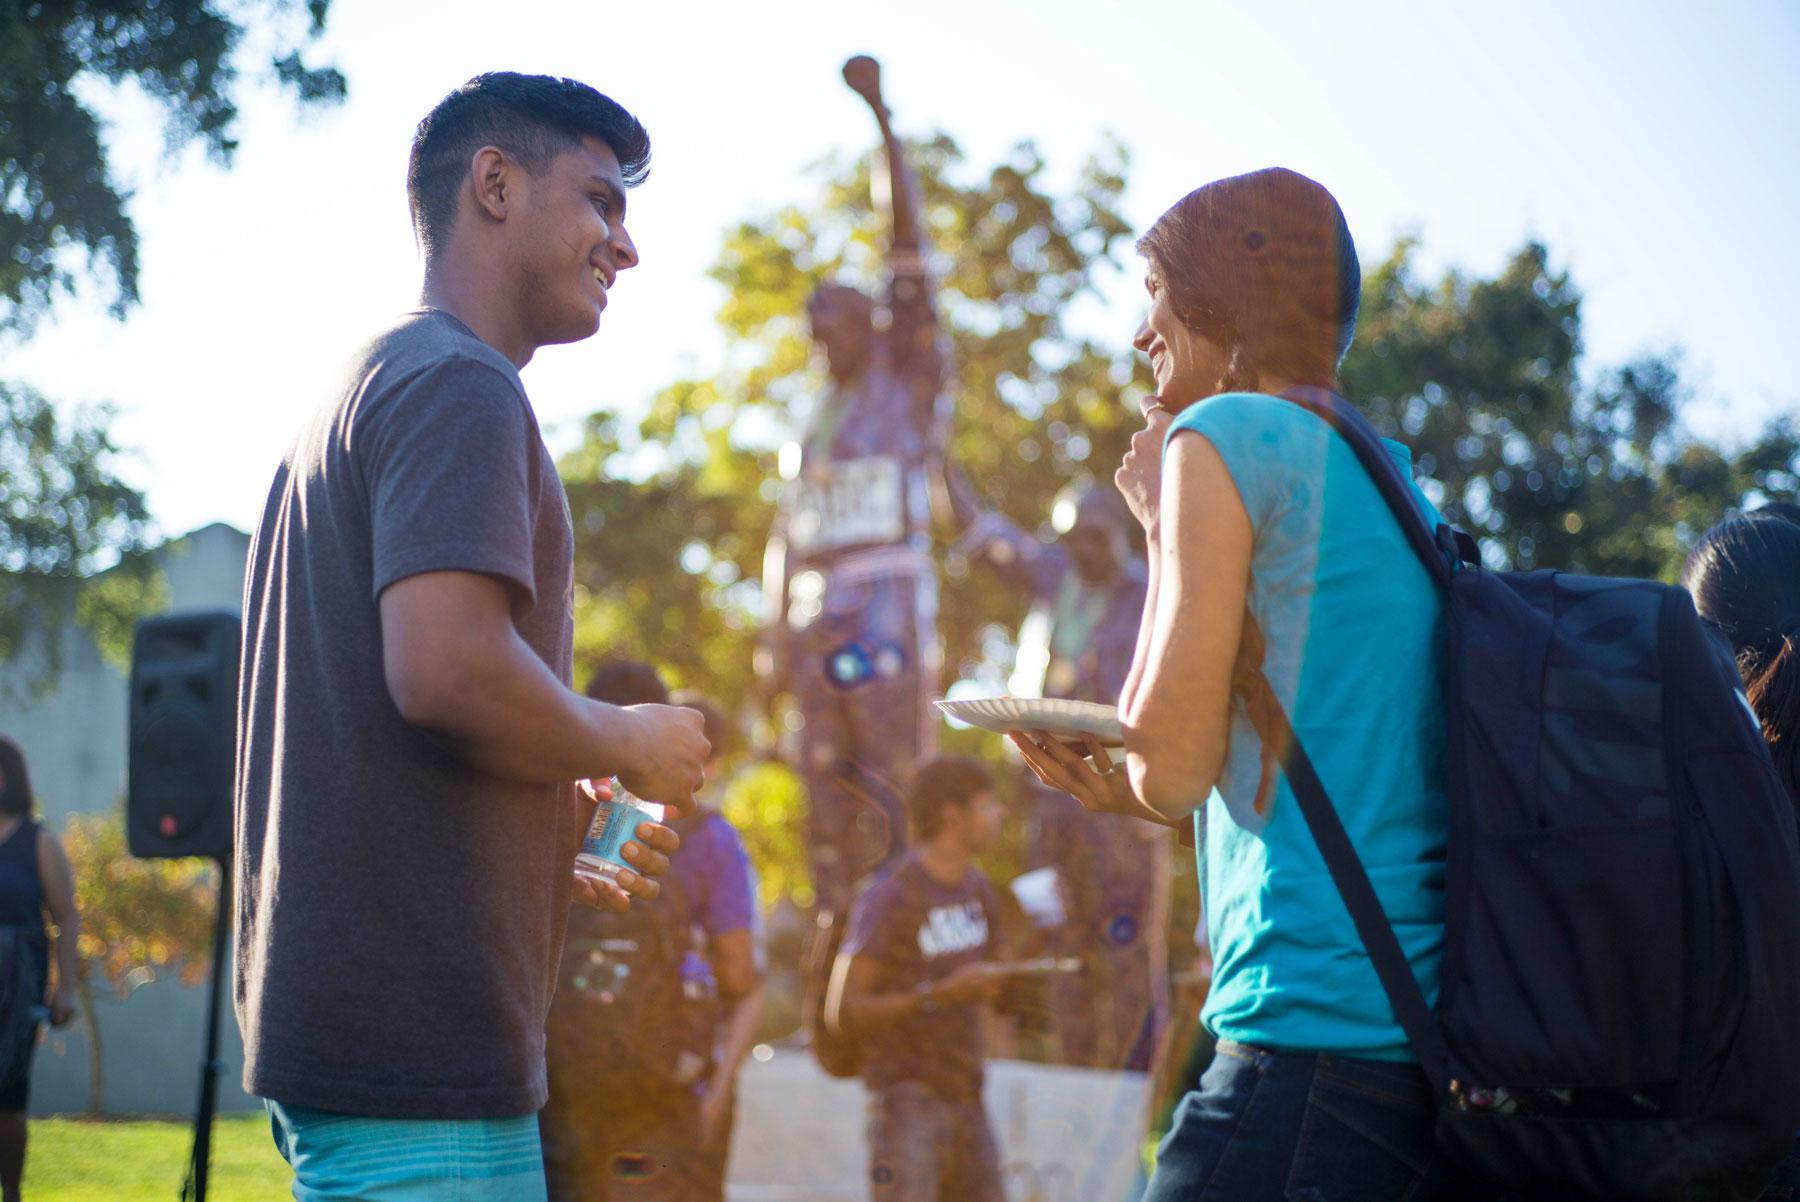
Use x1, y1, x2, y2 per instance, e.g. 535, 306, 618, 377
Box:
1276, 387, 1472, 584
1245, 656, 1453, 1095
1226, 389, 1461, 1095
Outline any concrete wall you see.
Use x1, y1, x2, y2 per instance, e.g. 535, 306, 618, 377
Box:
0, 522, 256, 1116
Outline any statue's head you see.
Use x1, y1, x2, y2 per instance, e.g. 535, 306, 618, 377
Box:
807, 282, 877, 380
1053, 484, 1134, 586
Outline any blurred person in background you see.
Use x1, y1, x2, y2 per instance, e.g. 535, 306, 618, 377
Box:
826, 755, 1009, 1202
0, 734, 79, 1202
1683, 511, 1800, 1201
542, 665, 762, 1202
668, 691, 766, 1202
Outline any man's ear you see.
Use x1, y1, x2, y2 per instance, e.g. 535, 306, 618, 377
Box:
469, 145, 511, 222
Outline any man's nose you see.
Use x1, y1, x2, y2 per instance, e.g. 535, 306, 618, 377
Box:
610, 224, 640, 272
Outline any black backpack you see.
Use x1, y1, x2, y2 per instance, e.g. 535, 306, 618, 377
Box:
549, 871, 719, 1099
1239, 388, 1800, 1200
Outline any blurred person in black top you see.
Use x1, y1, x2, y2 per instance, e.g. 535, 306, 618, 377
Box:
0, 735, 79, 1202
825, 756, 1007, 1202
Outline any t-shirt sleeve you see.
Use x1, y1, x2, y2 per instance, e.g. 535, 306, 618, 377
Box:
1164, 391, 1310, 532
840, 882, 900, 964
699, 819, 757, 938
979, 877, 1004, 958
361, 357, 540, 605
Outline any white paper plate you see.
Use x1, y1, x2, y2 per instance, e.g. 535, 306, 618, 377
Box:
933, 697, 1124, 746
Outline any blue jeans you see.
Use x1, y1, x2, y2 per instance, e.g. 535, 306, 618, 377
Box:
267, 1101, 548, 1201
1142, 1040, 1444, 1202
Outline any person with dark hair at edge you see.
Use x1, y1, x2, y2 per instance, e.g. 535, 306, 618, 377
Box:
234, 73, 710, 1200
540, 664, 765, 1201
824, 755, 1009, 1202
1013, 168, 1467, 1199
0, 736, 79, 1202
1683, 512, 1800, 1200
757, 57, 960, 925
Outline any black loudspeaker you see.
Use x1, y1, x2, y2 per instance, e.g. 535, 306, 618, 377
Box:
127, 610, 241, 860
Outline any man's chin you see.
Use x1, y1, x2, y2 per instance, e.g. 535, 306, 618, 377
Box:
542, 307, 604, 347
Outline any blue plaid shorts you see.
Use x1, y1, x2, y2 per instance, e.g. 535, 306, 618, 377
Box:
267, 1101, 548, 1201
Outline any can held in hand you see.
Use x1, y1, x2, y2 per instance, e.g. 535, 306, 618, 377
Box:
574, 779, 666, 884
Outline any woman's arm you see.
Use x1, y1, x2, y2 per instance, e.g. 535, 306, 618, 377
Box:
1115, 401, 1173, 716
1123, 430, 1252, 819
1117, 528, 1163, 717
38, 830, 80, 1026
1015, 429, 1251, 824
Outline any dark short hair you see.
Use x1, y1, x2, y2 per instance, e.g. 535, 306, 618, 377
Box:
407, 72, 651, 258
1682, 513, 1800, 801
584, 658, 668, 707
0, 735, 33, 818
1137, 167, 1360, 397
1752, 500, 1800, 527
907, 755, 994, 841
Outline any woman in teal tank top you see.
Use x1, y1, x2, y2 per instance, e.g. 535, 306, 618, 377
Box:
1013, 169, 1467, 1200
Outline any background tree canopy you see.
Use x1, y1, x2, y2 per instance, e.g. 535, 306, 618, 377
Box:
0, 0, 344, 682
0, 0, 344, 337
1341, 239, 1800, 579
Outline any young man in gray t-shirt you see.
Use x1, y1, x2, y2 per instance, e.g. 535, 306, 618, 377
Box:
235, 73, 710, 1201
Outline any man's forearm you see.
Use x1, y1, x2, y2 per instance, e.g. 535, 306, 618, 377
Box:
840, 983, 934, 1036
714, 981, 766, 1085
399, 628, 636, 785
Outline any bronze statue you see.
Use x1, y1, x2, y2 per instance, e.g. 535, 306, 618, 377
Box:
758, 57, 954, 918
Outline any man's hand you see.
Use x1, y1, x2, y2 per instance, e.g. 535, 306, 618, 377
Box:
929, 962, 1005, 1005
46, 983, 77, 1027
572, 821, 681, 913
612, 703, 710, 817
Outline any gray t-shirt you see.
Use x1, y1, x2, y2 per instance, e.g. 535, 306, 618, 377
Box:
234, 310, 583, 1118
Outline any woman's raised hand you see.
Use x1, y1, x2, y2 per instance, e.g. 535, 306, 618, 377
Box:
1116, 396, 1172, 536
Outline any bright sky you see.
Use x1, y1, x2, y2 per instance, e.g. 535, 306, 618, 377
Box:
10, 0, 1798, 540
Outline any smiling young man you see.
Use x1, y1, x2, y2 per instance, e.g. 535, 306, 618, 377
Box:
235, 73, 711, 1201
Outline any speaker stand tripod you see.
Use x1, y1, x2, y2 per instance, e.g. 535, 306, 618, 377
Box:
180, 853, 231, 1202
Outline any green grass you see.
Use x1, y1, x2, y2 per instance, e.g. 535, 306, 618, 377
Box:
31, 1114, 290, 1201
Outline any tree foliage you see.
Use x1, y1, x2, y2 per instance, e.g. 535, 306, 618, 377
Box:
60, 811, 218, 1110
0, 0, 345, 337
1341, 240, 1799, 578
0, 1, 343, 681
0, 382, 160, 690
